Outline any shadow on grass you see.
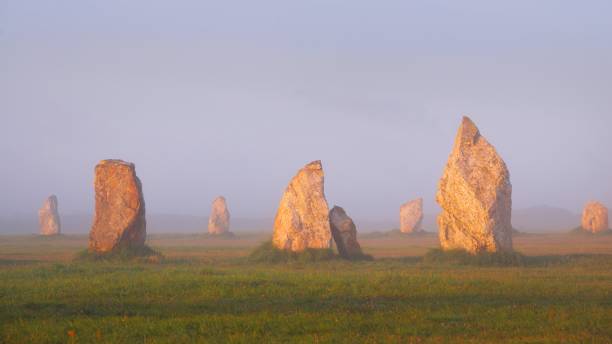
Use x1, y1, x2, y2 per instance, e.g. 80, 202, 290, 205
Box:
248, 241, 375, 264
344, 252, 375, 262
421, 248, 612, 267
422, 249, 526, 267
7, 285, 611, 322
247, 242, 612, 268
248, 241, 337, 263
73, 245, 164, 263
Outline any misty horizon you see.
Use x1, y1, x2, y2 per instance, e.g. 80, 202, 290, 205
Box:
0, 205, 586, 236
1, 1, 611, 225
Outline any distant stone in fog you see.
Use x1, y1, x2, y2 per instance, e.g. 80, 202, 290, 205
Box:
581, 201, 609, 233
400, 198, 424, 233
436, 116, 513, 254
329, 206, 363, 259
39, 195, 61, 236
88, 160, 146, 253
208, 196, 231, 235
272, 160, 332, 252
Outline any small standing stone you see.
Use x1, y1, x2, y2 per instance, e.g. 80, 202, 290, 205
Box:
208, 196, 231, 235
581, 201, 609, 233
329, 206, 363, 259
400, 198, 424, 234
39, 195, 61, 236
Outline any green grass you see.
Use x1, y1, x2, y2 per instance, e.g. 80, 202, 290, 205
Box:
1, 257, 612, 342
1, 235, 612, 343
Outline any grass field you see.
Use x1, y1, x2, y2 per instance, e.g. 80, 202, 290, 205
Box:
1, 232, 611, 343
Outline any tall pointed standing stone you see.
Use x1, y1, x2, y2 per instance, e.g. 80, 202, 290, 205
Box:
272, 160, 332, 252
88, 160, 146, 253
208, 196, 231, 235
329, 206, 363, 259
581, 201, 609, 233
436, 116, 513, 253
400, 198, 424, 233
39, 195, 61, 236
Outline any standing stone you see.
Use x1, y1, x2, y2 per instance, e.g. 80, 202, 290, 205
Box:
329, 206, 363, 259
272, 160, 332, 251
436, 116, 513, 254
208, 196, 231, 235
581, 201, 609, 233
400, 198, 424, 233
88, 159, 146, 253
39, 195, 61, 236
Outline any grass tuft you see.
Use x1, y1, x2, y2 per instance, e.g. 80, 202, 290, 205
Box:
423, 248, 526, 267
73, 245, 164, 263
248, 241, 336, 263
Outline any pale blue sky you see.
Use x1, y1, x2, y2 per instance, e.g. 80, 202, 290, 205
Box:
1, 1, 611, 220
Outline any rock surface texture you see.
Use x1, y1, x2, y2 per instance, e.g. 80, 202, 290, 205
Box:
272, 160, 332, 251
436, 116, 513, 254
39, 195, 61, 236
88, 160, 146, 253
329, 206, 363, 259
208, 196, 231, 235
581, 201, 609, 233
400, 198, 424, 233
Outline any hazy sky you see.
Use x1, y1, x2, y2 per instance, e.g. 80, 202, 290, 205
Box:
1, 1, 611, 221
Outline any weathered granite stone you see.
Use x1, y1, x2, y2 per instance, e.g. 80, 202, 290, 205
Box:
436, 116, 513, 253
272, 160, 332, 251
88, 159, 146, 253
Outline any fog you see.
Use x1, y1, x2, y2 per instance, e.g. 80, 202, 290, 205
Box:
1, 1, 611, 230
